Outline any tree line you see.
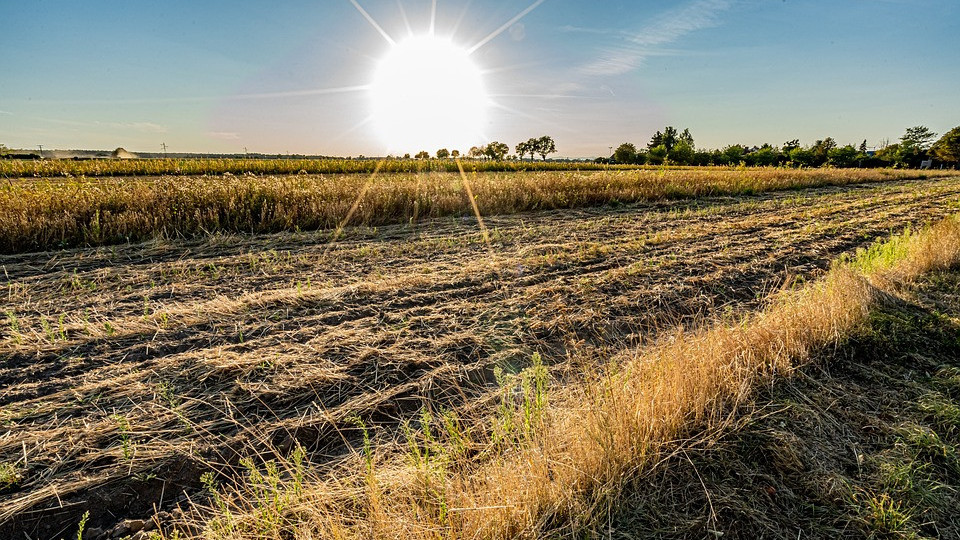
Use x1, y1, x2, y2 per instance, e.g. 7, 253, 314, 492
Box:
412, 136, 558, 162
607, 125, 960, 168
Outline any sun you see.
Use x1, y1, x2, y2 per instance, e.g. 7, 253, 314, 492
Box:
369, 35, 489, 155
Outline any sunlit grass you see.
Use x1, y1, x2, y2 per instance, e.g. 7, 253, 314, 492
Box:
1, 167, 950, 253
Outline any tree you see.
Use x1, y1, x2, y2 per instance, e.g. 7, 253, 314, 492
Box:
722, 144, 746, 165
613, 142, 638, 164
648, 130, 664, 150
661, 126, 679, 151
789, 147, 816, 168
751, 144, 778, 167
827, 145, 859, 168
679, 128, 694, 148
468, 146, 485, 159
415, 151, 430, 159
451, 149, 460, 159
516, 140, 534, 161
782, 139, 800, 154
668, 141, 694, 165
484, 141, 509, 161
900, 126, 937, 151
874, 143, 901, 166
436, 148, 450, 159
648, 145, 667, 165
811, 137, 837, 166
859, 139, 868, 154
931, 126, 960, 165
534, 135, 556, 160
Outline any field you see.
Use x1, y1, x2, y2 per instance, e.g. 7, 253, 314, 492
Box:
0, 157, 621, 179
2, 170, 960, 538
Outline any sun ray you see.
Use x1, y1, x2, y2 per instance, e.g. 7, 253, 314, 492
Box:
396, 0, 414, 37
323, 159, 387, 258
348, 0, 395, 46
488, 100, 568, 132
448, 0, 475, 39
467, 0, 547, 55
332, 115, 376, 145
455, 158, 493, 256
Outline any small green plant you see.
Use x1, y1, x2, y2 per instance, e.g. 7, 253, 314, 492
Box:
104, 321, 115, 336
112, 414, 135, 461
491, 352, 549, 448
5, 311, 21, 344
41, 317, 56, 343
863, 493, 913, 535
0, 462, 22, 488
202, 471, 236, 534
76, 511, 89, 540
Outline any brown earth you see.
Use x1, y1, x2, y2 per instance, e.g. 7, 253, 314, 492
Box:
1, 176, 959, 538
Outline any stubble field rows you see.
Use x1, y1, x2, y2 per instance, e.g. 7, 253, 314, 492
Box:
2, 174, 960, 537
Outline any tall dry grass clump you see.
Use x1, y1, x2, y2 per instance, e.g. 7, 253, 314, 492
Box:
1, 168, 951, 253
180, 216, 960, 539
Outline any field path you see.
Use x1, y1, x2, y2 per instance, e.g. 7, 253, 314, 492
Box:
1, 175, 959, 537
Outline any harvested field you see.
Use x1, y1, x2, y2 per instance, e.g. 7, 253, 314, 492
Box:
2, 175, 960, 538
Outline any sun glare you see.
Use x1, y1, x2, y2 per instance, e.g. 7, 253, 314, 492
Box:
370, 36, 488, 154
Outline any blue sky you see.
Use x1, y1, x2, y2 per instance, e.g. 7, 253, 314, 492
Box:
1, 0, 957, 157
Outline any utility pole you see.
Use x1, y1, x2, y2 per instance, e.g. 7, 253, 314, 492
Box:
38, 144, 43, 159
161, 142, 167, 158
244, 147, 248, 158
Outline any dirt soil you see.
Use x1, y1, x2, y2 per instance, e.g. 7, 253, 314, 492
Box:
2, 176, 960, 538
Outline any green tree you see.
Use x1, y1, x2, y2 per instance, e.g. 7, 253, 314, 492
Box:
648, 145, 668, 165
896, 125, 938, 168
811, 137, 837, 166
900, 125, 937, 151
782, 139, 801, 154
661, 126, 679, 151
931, 126, 960, 165
515, 140, 534, 161
648, 130, 664, 150
679, 128, 694, 148
874, 143, 901, 166
827, 145, 859, 168
789, 147, 816, 168
667, 141, 694, 165
613, 142, 638, 164
484, 141, 509, 160
751, 144, 778, 167
722, 144, 746, 165
415, 150, 430, 159
451, 149, 460, 159
534, 136, 557, 160
468, 146, 484, 159
436, 148, 450, 159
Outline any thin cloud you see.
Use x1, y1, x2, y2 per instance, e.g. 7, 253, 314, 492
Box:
580, 0, 732, 76
0, 110, 12, 116
207, 131, 240, 140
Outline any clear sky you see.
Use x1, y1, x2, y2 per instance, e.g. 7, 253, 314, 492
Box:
1, 0, 957, 157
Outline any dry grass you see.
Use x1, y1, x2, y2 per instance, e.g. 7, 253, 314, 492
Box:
1, 167, 951, 253
4, 176, 960, 539
0, 157, 623, 178
184, 213, 960, 539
